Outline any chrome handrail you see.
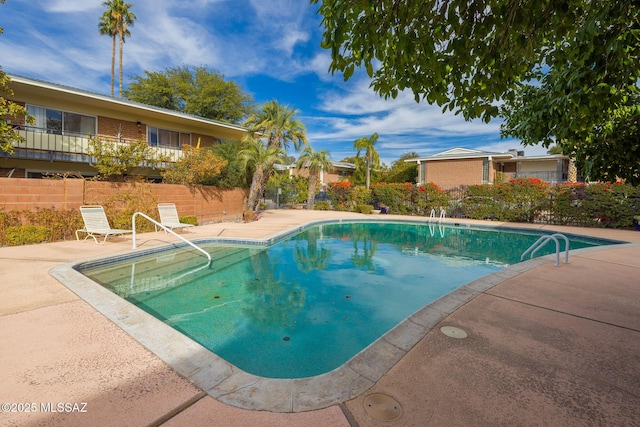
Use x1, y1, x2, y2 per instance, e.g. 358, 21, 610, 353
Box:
521, 233, 570, 266
429, 208, 446, 223
132, 212, 211, 264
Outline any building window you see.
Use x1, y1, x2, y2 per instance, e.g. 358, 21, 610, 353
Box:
482, 159, 489, 184
147, 126, 190, 148
26, 105, 96, 136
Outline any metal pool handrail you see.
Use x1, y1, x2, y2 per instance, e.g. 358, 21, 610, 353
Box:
131, 212, 212, 264
521, 233, 570, 266
429, 208, 446, 223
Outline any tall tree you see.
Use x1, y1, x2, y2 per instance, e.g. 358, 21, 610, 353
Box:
161, 144, 227, 185
98, 4, 117, 97
243, 100, 307, 151
99, 0, 135, 98
207, 140, 252, 188
242, 101, 308, 208
354, 132, 379, 189
239, 137, 284, 211
125, 66, 254, 123
384, 151, 419, 184
501, 70, 640, 184
116, 1, 135, 99
296, 146, 332, 210
313, 0, 640, 183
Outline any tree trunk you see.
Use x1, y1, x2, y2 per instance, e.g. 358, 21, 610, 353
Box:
307, 174, 317, 210
118, 31, 124, 98
110, 34, 116, 97
365, 156, 371, 189
247, 167, 264, 211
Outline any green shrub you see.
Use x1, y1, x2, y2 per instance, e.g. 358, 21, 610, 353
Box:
550, 182, 640, 228
23, 208, 83, 241
179, 216, 198, 226
5, 225, 50, 246
500, 178, 550, 222
266, 175, 308, 205
101, 185, 158, 232
351, 185, 372, 207
411, 183, 450, 216
314, 201, 331, 210
355, 204, 374, 214
327, 182, 353, 211
0, 210, 21, 245
371, 183, 412, 214
461, 178, 549, 221
461, 184, 504, 220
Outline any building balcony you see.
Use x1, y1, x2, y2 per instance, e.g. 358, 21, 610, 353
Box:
4, 128, 183, 165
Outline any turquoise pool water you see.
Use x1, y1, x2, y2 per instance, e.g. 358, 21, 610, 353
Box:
78, 221, 617, 378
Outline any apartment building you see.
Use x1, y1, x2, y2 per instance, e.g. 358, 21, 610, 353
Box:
2, 75, 248, 180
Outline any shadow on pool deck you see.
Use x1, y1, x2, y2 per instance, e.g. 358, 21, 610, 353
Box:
1, 209, 639, 426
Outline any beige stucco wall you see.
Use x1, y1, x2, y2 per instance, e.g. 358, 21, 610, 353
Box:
519, 160, 559, 173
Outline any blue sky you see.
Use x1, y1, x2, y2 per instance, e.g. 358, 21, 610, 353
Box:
0, 0, 548, 165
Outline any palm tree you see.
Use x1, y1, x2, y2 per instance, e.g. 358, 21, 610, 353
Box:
296, 146, 332, 210
239, 137, 285, 211
98, 4, 117, 97
117, 2, 135, 98
243, 100, 307, 151
354, 132, 380, 189
243, 100, 307, 209
99, 0, 135, 98
294, 228, 332, 272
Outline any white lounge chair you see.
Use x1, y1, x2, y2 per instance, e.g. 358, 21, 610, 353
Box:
157, 203, 195, 232
76, 205, 133, 244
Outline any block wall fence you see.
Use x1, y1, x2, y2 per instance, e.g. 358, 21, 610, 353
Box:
0, 178, 248, 224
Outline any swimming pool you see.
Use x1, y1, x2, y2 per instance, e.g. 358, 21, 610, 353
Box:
75, 221, 617, 379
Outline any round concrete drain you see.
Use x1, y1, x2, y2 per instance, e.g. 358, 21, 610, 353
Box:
440, 326, 468, 339
363, 393, 402, 421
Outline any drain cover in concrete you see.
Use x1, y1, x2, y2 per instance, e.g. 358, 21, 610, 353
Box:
440, 326, 468, 339
363, 393, 402, 421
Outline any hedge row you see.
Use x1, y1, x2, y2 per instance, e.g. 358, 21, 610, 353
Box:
325, 179, 640, 229
0, 187, 195, 246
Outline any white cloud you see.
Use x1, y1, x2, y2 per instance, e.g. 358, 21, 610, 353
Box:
313, 78, 501, 139
42, 0, 103, 13
307, 52, 334, 81
124, 9, 220, 72
2, 0, 530, 165
304, 75, 514, 163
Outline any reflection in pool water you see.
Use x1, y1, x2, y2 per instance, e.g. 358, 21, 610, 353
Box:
78, 222, 615, 378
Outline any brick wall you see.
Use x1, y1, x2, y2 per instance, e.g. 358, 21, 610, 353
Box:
97, 116, 142, 141
0, 178, 247, 224
0, 178, 85, 211
426, 159, 484, 189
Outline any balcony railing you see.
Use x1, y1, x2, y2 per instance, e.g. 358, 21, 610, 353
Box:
5, 128, 183, 165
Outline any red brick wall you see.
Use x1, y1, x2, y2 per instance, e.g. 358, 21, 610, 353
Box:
0, 178, 85, 211
0, 178, 247, 224
284, 168, 347, 184
425, 159, 485, 189
97, 116, 142, 140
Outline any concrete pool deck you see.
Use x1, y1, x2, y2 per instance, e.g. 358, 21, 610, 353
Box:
1, 209, 639, 426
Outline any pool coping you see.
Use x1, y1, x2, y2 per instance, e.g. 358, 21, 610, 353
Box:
48, 220, 634, 413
